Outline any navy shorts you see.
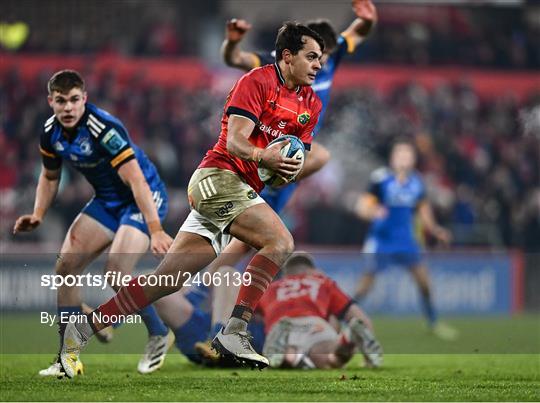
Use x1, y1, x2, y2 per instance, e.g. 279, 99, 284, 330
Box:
364, 238, 421, 273
372, 251, 422, 273
82, 186, 168, 236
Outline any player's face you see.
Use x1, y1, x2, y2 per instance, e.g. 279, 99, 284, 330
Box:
48, 88, 87, 129
320, 46, 335, 66
390, 144, 416, 173
289, 36, 322, 86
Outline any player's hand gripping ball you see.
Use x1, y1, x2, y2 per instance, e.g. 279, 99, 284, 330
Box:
258, 135, 305, 187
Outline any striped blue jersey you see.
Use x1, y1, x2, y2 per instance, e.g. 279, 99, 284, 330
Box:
366, 168, 426, 252
39, 103, 163, 209
255, 34, 356, 134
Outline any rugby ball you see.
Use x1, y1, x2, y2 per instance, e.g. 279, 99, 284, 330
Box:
257, 135, 305, 187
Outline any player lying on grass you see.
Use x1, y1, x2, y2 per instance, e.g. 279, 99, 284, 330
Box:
261, 252, 382, 369
354, 139, 458, 340
59, 21, 324, 377
195, 253, 383, 369
13, 70, 174, 377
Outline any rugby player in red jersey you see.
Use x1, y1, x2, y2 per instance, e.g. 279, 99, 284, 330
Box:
259, 252, 383, 369
59, 21, 324, 376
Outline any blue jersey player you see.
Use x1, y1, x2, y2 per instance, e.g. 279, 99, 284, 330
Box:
354, 139, 458, 340
13, 70, 174, 377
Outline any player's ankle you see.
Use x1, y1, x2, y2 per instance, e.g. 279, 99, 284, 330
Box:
223, 317, 248, 334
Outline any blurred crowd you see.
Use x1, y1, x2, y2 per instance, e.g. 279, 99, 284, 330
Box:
2, 66, 539, 250
2, 2, 539, 69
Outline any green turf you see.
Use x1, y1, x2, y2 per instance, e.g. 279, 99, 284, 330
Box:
1, 314, 539, 401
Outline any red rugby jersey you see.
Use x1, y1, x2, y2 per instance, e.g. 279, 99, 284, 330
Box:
257, 271, 353, 333
199, 63, 322, 193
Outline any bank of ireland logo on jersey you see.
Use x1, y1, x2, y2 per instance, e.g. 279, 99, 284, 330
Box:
297, 111, 310, 125
101, 128, 127, 154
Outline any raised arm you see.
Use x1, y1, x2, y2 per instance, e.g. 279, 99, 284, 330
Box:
221, 18, 259, 71
341, 0, 378, 48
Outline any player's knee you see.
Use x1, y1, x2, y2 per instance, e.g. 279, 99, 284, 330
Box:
55, 254, 79, 277
272, 233, 294, 259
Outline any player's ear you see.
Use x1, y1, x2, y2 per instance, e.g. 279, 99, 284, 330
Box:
82, 91, 88, 103
47, 95, 54, 108
282, 49, 293, 65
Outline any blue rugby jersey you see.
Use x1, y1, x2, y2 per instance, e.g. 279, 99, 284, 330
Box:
366, 168, 426, 253
39, 103, 163, 209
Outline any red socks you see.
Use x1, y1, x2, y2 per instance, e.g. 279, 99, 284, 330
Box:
234, 254, 280, 318
95, 277, 149, 326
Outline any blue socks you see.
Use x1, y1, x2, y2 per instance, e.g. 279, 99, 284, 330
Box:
420, 289, 437, 327
173, 309, 211, 363
138, 305, 169, 337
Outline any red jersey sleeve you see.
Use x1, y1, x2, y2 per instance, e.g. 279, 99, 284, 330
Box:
326, 278, 353, 319
226, 70, 266, 125
297, 95, 321, 151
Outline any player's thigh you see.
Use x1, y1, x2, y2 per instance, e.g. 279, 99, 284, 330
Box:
410, 263, 431, 288
207, 237, 253, 273
106, 224, 150, 275
56, 213, 112, 276
153, 230, 216, 278
229, 202, 294, 254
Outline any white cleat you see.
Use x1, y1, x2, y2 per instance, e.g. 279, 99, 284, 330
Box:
431, 322, 459, 341
60, 323, 89, 378
212, 328, 269, 369
39, 360, 83, 378
137, 332, 175, 374
349, 318, 383, 368
81, 303, 113, 343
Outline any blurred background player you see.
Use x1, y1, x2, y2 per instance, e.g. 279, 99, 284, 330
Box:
353, 139, 458, 340
259, 252, 382, 369
59, 22, 324, 376
13, 70, 174, 377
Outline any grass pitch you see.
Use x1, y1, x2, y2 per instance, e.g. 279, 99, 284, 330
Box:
1, 314, 539, 401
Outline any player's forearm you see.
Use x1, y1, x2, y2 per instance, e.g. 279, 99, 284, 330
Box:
228, 136, 261, 162
221, 40, 255, 71
355, 196, 379, 221
296, 143, 330, 181
418, 203, 439, 233
222, 40, 241, 66
129, 179, 162, 233
33, 171, 60, 219
227, 119, 261, 162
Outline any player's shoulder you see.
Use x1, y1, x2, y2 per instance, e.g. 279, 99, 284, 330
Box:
410, 170, 426, 187
236, 64, 275, 90
42, 114, 57, 135
246, 64, 275, 80
370, 167, 392, 183
84, 103, 126, 139
300, 85, 322, 110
